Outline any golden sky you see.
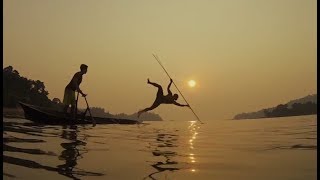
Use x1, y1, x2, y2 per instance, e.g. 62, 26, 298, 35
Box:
4, 0, 317, 120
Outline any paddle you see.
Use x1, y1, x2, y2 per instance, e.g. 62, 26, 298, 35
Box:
84, 96, 96, 127
152, 54, 204, 124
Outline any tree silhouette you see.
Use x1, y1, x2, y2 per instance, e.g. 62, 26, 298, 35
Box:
3, 66, 53, 107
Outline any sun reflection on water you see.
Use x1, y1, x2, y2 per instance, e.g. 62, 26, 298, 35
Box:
188, 121, 198, 173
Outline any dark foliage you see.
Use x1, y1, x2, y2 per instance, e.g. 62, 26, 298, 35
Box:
3, 66, 54, 108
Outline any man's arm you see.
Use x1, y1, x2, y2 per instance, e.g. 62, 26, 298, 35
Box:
173, 101, 189, 107
167, 79, 173, 95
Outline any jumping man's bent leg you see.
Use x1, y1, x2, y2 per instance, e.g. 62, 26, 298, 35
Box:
138, 80, 164, 117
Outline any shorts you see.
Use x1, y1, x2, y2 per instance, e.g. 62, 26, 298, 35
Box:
63, 88, 76, 106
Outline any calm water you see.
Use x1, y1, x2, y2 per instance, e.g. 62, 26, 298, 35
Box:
3, 115, 317, 180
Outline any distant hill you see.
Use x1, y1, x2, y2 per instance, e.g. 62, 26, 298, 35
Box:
286, 94, 317, 108
88, 107, 162, 121
233, 94, 317, 120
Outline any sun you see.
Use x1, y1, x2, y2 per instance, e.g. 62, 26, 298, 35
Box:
188, 80, 196, 87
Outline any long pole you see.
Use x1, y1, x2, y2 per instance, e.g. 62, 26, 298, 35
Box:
152, 54, 203, 124
74, 91, 79, 121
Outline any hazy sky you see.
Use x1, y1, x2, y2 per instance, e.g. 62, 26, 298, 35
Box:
4, 0, 317, 121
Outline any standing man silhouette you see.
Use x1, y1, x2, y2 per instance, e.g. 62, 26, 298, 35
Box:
63, 64, 88, 118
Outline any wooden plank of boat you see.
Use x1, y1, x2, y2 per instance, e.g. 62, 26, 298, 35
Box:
18, 102, 139, 125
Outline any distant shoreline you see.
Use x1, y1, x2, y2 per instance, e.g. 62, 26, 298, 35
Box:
232, 113, 317, 120
233, 94, 317, 120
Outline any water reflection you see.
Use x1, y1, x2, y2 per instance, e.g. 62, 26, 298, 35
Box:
144, 133, 180, 180
3, 121, 60, 178
144, 121, 200, 179
57, 125, 104, 179
188, 121, 198, 172
3, 120, 104, 179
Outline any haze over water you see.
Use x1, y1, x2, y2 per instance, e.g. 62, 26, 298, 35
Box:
4, 0, 317, 120
3, 115, 316, 180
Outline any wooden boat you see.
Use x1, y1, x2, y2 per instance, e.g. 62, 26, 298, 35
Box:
19, 102, 140, 125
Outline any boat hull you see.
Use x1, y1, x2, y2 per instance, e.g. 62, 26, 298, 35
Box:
19, 102, 139, 125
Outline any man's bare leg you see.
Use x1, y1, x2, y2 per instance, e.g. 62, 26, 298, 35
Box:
138, 103, 160, 117
148, 79, 162, 88
70, 104, 76, 120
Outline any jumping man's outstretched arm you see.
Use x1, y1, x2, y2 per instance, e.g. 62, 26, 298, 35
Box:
167, 79, 173, 95
173, 101, 189, 107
